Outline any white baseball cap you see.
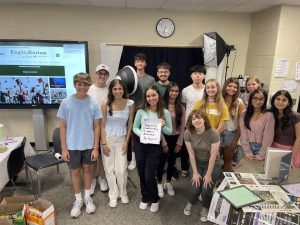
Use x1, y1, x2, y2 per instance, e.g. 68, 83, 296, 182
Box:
95, 64, 109, 73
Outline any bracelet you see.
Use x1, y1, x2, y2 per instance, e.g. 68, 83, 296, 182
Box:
102, 143, 107, 145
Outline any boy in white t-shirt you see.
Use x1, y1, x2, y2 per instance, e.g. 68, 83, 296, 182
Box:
180, 65, 206, 177
87, 64, 110, 194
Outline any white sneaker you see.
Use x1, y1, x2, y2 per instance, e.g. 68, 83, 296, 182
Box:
109, 199, 117, 208
70, 199, 83, 218
164, 182, 175, 196
183, 202, 192, 216
98, 177, 108, 192
128, 160, 136, 170
150, 202, 159, 213
121, 196, 129, 204
198, 194, 202, 201
84, 196, 96, 214
157, 184, 164, 198
200, 207, 209, 222
90, 178, 96, 196
139, 202, 149, 210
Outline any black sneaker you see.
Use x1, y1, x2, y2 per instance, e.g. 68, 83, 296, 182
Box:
172, 167, 179, 180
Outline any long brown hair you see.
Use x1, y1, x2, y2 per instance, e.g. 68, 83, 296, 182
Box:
107, 79, 128, 116
222, 77, 240, 119
140, 85, 165, 119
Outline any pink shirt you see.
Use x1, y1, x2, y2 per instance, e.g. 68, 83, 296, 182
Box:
239, 111, 275, 160
162, 104, 185, 147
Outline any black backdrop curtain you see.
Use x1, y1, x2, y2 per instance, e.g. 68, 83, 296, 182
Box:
118, 46, 204, 90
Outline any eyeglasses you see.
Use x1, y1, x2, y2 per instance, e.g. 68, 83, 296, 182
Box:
252, 97, 265, 102
96, 71, 108, 76
158, 70, 170, 74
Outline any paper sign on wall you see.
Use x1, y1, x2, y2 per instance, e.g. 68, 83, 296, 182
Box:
140, 118, 161, 144
283, 80, 297, 92
275, 59, 289, 77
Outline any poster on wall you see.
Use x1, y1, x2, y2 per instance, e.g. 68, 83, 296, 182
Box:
275, 59, 289, 77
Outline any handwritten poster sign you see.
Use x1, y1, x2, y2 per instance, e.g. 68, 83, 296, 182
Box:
140, 118, 161, 144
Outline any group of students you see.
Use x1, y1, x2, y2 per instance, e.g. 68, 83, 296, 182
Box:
57, 52, 300, 223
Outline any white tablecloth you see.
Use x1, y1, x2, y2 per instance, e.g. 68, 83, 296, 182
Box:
0, 137, 35, 191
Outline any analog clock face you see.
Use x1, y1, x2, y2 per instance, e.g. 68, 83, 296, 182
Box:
156, 18, 175, 38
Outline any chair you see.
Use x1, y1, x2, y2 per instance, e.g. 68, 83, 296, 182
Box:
6, 137, 27, 189
25, 127, 66, 197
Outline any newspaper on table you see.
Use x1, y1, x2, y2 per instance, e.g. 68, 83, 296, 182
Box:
208, 174, 300, 225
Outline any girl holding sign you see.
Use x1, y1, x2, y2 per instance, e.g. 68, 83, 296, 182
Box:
133, 85, 172, 213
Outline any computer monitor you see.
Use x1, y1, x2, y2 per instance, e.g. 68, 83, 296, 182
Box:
264, 147, 292, 179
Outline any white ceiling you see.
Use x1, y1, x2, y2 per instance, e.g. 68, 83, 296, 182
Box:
0, 0, 300, 13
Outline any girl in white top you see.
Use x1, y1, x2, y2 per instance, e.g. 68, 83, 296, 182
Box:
100, 79, 134, 208
221, 78, 245, 172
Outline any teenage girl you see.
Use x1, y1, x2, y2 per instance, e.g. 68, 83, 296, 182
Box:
269, 90, 300, 168
240, 75, 261, 107
133, 85, 172, 213
101, 79, 134, 208
157, 82, 185, 197
220, 78, 246, 172
193, 79, 229, 133
239, 88, 275, 160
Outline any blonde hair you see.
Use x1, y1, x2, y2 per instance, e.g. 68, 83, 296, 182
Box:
245, 75, 261, 93
73, 72, 92, 85
199, 79, 224, 113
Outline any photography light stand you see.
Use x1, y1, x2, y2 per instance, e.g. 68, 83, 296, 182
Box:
224, 45, 235, 81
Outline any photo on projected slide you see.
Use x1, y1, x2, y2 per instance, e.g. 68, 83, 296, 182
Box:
0, 76, 50, 104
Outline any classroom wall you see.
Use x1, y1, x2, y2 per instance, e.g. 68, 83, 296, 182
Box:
245, 5, 300, 111
0, 3, 252, 143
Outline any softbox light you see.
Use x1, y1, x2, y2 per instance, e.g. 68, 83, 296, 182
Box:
115, 65, 138, 96
203, 32, 232, 68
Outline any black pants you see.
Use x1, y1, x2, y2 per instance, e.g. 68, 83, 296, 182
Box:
157, 135, 179, 182
135, 140, 161, 203
180, 142, 190, 171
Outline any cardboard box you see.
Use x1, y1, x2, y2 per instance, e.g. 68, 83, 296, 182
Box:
25, 198, 55, 225
0, 203, 26, 225
1, 195, 35, 205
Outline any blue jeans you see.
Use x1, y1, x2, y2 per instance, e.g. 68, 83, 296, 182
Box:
187, 156, 222, 208
220, 130, 236, 147
249, 142, 261, 155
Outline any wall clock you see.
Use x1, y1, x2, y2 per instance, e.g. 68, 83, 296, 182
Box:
156, 18, 175, 38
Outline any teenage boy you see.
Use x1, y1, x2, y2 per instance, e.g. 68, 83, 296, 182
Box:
58, 72, 101, 218
153, 62, 171, 96
88, 64, 110, 194
128, 53, 155, 170
180, 65, 206, 177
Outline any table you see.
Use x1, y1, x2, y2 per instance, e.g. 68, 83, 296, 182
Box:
0, 137, 35, 191
208, 158, 300, 225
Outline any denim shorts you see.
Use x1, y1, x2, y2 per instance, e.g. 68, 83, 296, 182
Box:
249, 142, 261, 155
220, 130, 236, 147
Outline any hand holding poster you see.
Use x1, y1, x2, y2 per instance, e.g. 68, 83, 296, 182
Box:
140, 118, 161, 144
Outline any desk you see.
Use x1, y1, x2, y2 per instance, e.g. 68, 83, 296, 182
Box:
0, 137, 35, 191
208, 158, 300, 225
